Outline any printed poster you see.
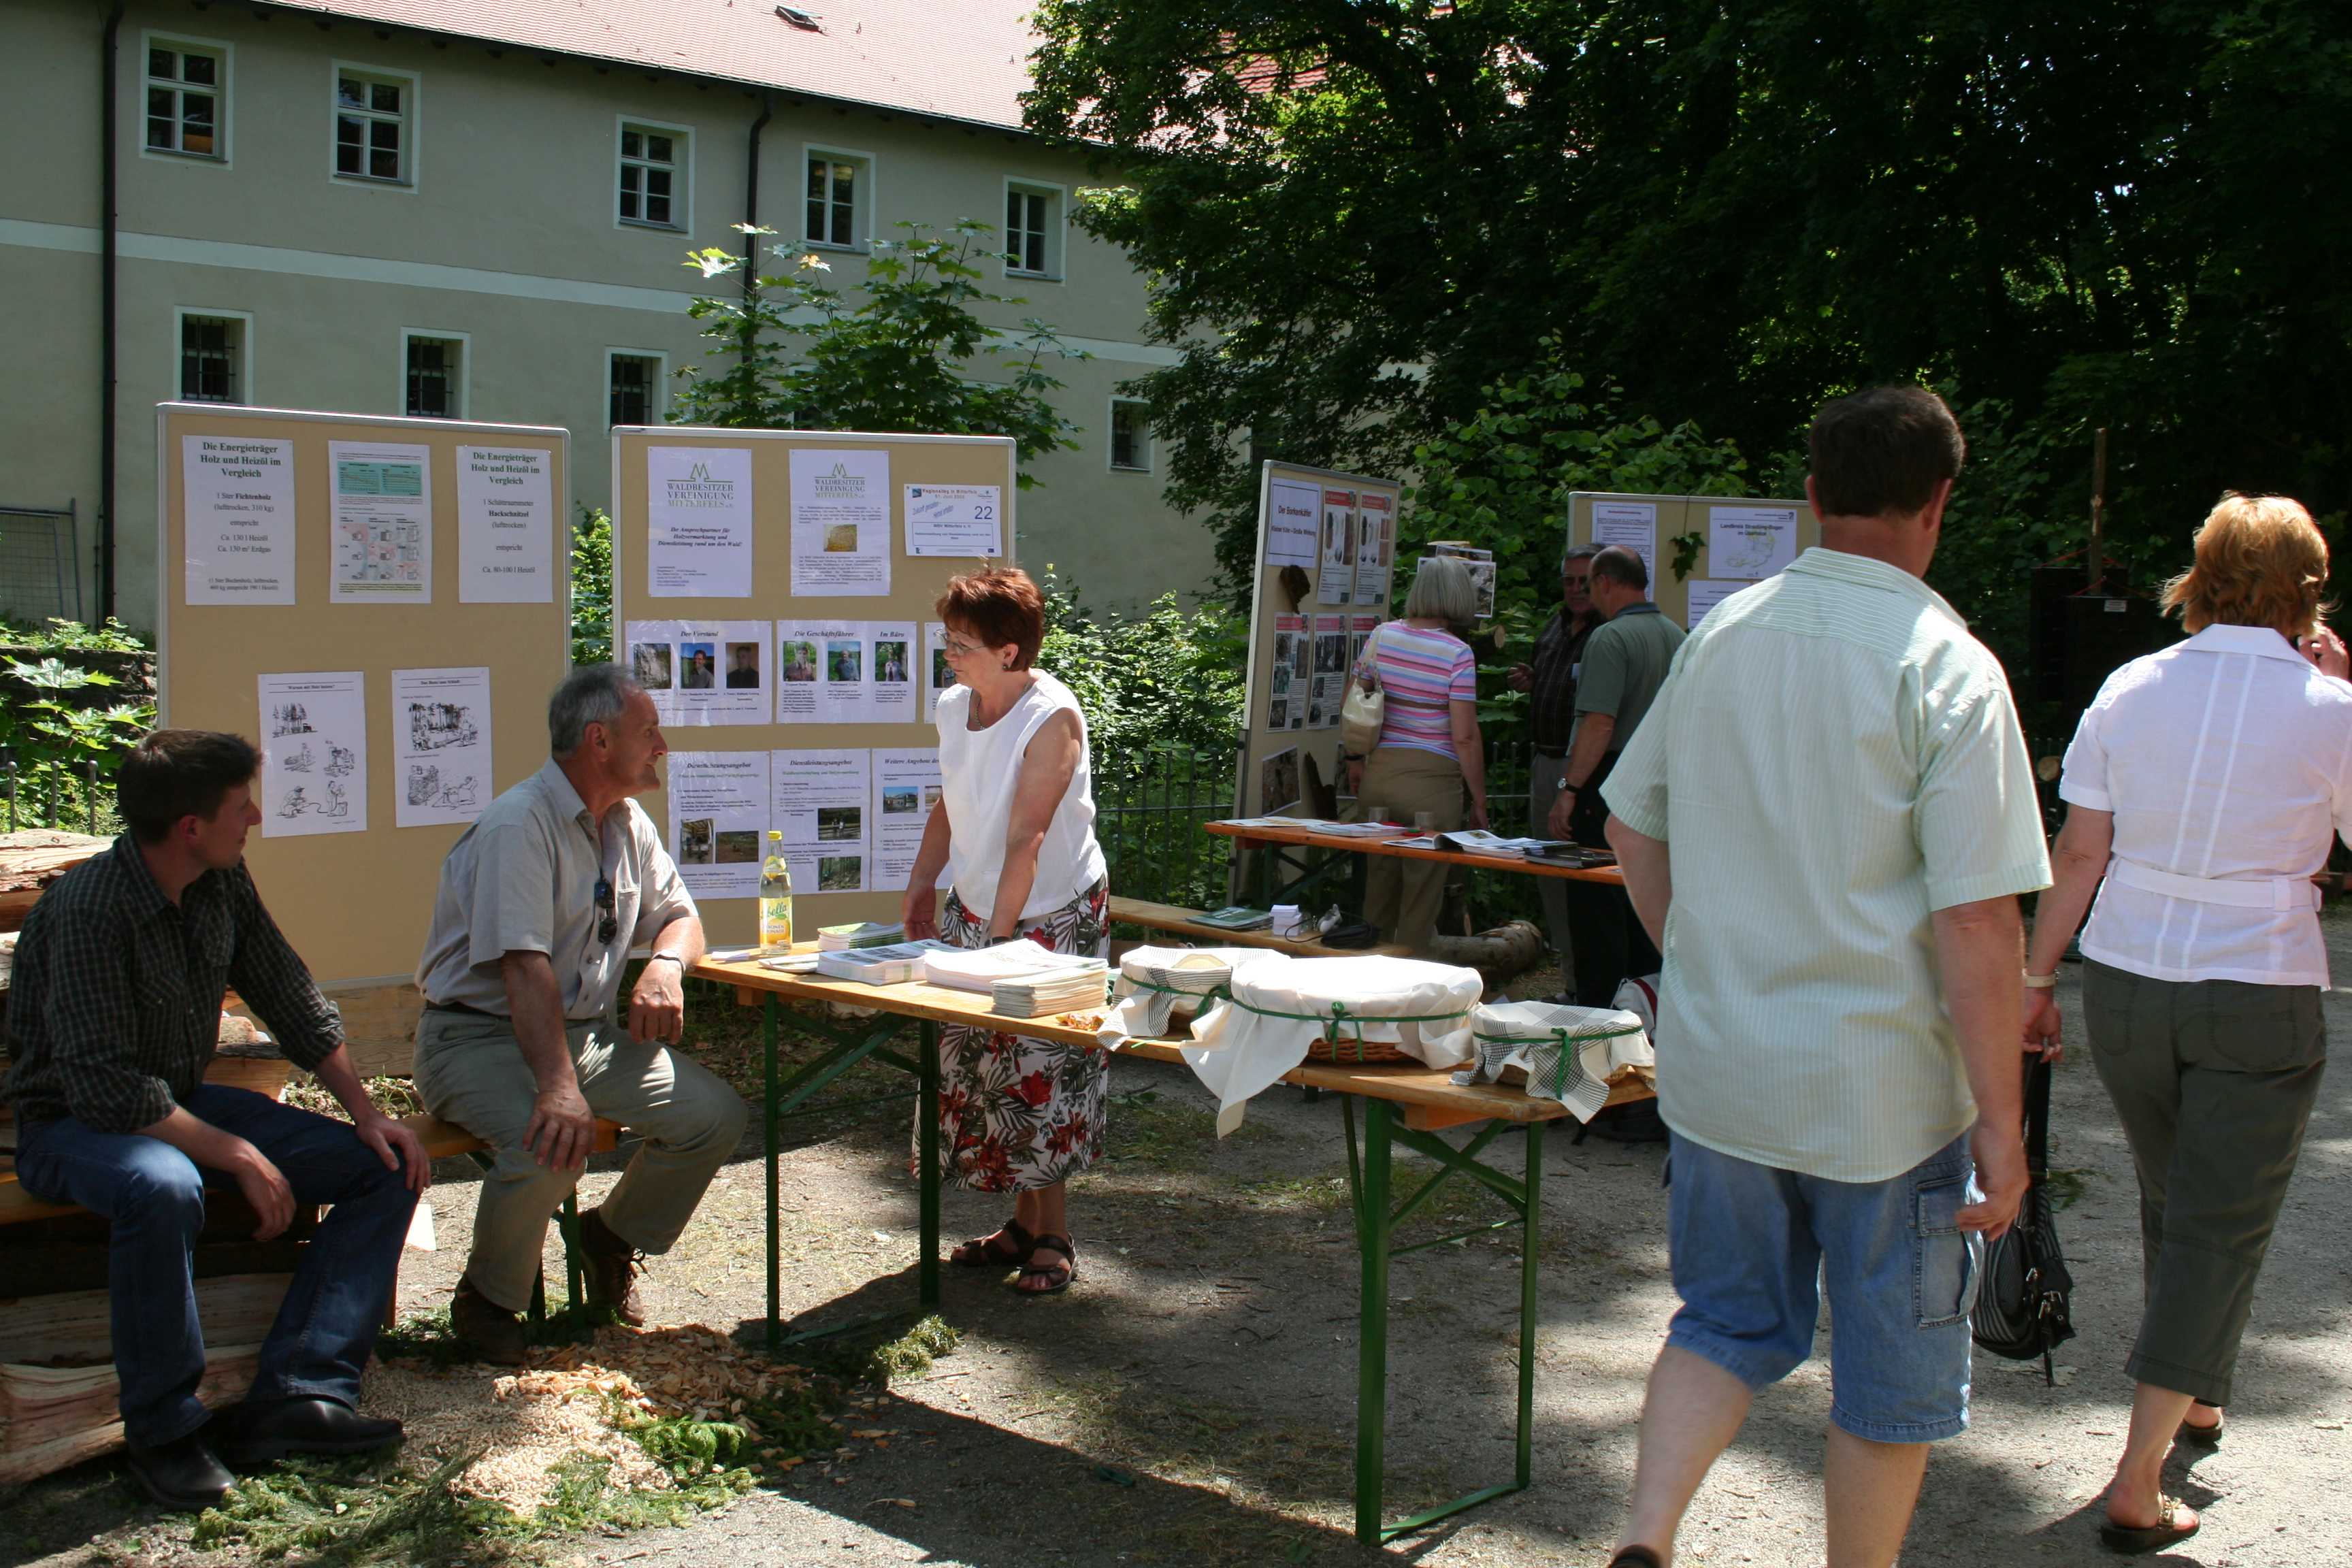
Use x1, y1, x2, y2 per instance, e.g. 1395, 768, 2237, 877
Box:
647, 445, 753, 598
1318, 489, 1356, 604
772, 749, 872, 894
1266, 478, 1320, 570
1708, 505, 1799, 581
1348, 613, 1381, 676
924, 621, 958, 723
258, 671, 365, 837
1591, 500, 1659, 600
1309, 615, 1350, 730
1351, 491, 1395, 609
1259, 745, 1301, 815
1684, 579, 1746, 626
789, 448, 890, 596
329, 442, 431, 603
667, 750, 773, 900
457, 445, 555, 603
870, 748, 943, 890
625, 619, 770, 725
868, 621, 918, 721
391, 666, 491, 829
1266, 615, 1305, 732
184, 434, 296, 604
1286, 619, 1311, 730
904, 483, 1002, 557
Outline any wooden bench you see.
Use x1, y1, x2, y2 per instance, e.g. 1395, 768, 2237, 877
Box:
1109, 894, 1414, 959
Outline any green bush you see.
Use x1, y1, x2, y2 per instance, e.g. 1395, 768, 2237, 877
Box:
0, 617, 155, 832
570, 505, 615, 667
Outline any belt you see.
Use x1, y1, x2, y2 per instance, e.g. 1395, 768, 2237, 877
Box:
424, 999, 506, 1019
1534, 747, 1569, 760
2106, 858, 2321, 913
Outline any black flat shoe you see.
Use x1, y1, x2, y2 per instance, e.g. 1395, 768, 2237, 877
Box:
217, 1397, 403, 1467
2175, 1410, 2224, 1446
125, 1431, 234, 1512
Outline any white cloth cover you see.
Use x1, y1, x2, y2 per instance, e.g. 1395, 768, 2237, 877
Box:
1443, 1000, 1654, 1123
1098, 946, 1290, 1043
1182, 956, 1484, 1135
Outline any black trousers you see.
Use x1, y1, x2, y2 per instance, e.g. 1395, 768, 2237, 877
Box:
1563, 752, 1661, 1006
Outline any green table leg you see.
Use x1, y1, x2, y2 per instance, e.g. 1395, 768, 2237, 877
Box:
765, 992, 781, 1354
1517, 1117, 1544, 1488
918, 1018, 941, 1310
1354, 1096, 1394, 1545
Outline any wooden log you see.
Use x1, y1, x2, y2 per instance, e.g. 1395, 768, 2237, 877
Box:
0, 1273, 293, 1367
0, 831, 110, 934
0, 1344, 259, 1486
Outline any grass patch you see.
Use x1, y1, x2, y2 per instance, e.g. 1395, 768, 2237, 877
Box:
2045, 1166, 2097, 1211
864, 1313, 963, 1382
1104, 1088, 1273, 1171
282, 1075, 423, 1122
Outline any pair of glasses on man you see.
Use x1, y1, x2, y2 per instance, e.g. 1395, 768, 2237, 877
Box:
594, 876, 618, 945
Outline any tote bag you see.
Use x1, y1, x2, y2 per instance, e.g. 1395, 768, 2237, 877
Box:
1339, 625, 1388, 757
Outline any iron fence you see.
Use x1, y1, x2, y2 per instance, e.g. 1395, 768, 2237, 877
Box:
2, 750, 118, 836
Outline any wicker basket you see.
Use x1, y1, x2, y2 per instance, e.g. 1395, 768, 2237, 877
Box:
1305, 1034, 1416, 1064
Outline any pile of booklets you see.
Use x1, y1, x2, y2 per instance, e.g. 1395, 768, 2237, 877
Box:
815, 938, 953, 983
921, 941, 1110, 1017
1187, 904, 1273, 932
817, 921, 905, 951
1431, 830, 1575, 860
990, 964, 1113, 1018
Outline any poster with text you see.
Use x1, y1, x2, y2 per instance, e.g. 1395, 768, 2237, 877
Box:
1309, 615, 1350, 729
1348, 613, 1382, 676
457, 445, 555, 602
667, 749, 773, 899
1317, 489, 1357, 604
1684, 579, 1746, 627
647, 446, 753, 598
774, 621, 875, 723
772, 749, 872, 894
1352, 491, 1395, 608
1286, 613, 1311, 730
184, 434, 296, 604
1591, 500, 1659, 600
789, 448, 891, 596
923, 621, 958, 723
626, 619, 770, 725
329, 441, 431, 604
868, 621, 918, 721
259, 671, 366, 837
904, 483, 1002, 557
1707, 505, 1799, 581
1267, 478, 1321, 570
1267, 614, 1305, 731
391, 666, 491, 828
870, 748, 943, 889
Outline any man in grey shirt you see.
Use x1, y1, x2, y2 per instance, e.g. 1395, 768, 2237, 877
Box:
414, 665, 745, 1362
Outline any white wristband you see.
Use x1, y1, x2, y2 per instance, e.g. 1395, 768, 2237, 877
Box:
2023, 971, 2057, 990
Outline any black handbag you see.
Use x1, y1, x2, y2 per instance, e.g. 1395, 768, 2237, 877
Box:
1972, 1055, 2077, 1382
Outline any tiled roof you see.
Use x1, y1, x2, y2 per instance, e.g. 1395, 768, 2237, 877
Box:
260, 0, 1040, 131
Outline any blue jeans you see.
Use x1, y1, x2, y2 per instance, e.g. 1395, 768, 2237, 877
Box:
15, 1084, 417, 1448
1665, 1132, 1983, 1443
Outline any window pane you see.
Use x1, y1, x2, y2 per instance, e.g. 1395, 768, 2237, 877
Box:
806, 157, 826, 201
338, 76, 365, 107
338, 116, 363, 147
830, 198, 852, 247
148, 115, 176, 150
1024, 231, 1045, 272
1007, 190, 1019, 231
647, 169, 670, 199
371, 82, 401, 113
151, 48, 176, 78
620, 165, 640, 195
621, 129, 641, 159
370, 146, 398, 180
832, 163, 854, 197
182, 53, 216, 86
647, 134, 672, 163
647, 192, 670, 225
182, 95, 215, 156
148, 88, 176, 149
620, 189, 639, 220
370, 120, 399, 151
336, 127, 362, 175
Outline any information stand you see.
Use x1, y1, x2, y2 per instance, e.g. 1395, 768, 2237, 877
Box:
610, 426, 1017, 943
1565, 489, 1820, 627
155, 403, 570, 990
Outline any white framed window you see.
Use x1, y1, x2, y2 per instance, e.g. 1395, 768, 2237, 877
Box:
607, 350, 668, 427
144, 35, 229, 162
803, 146, 873, 250
1108, 397, 1152, 474
1003, 179, 1065, 280
401, 329, 468, 419
176, 308, 252, 404
332, 63, 418, 186
617, 119, 690, 231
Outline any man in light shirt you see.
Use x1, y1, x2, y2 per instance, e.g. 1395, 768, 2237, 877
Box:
1597, 387, 2051, 1568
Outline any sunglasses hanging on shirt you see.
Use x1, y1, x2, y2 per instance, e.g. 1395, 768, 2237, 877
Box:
594, 877, 618, 945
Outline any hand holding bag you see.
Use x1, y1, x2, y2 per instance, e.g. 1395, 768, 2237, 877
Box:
1972, 1054, 2077, 1382
1339, 625, 1388, 758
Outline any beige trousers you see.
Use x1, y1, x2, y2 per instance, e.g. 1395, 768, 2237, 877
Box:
413, 1009, 749, 1313
1356, 745, 1468, 952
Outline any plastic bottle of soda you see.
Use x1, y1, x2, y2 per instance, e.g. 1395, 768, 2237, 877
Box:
757, 830, 795, 954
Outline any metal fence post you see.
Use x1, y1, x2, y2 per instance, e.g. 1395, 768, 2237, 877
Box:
3, 749, 15, 833
85, 757, 100, 834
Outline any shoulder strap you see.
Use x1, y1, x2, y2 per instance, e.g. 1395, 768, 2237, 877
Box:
2022, 1054, 2053, 1179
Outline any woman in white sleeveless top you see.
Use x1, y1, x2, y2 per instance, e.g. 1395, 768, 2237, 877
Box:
900, 567, 1107, 1295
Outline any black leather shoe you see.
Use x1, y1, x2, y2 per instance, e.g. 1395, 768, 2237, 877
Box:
577, 1207, 648, 1326
451, 1273, 532, 1365
124, 1431, 235, 1511
216, 1397, 403, 1467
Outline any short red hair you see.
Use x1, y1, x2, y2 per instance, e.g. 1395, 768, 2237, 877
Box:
936, 566, 1046, 670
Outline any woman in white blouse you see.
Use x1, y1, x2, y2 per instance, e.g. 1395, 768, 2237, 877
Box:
2024, 494, 2350, 1554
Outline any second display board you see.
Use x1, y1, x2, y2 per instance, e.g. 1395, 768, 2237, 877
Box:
611, 427, 1017, 941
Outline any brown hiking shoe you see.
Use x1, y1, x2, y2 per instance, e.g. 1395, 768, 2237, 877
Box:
450, 1275, 530, 1366
577, 1207, 647, 1326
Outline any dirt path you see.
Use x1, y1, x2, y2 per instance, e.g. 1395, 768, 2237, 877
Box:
8, 936, 2350, 1567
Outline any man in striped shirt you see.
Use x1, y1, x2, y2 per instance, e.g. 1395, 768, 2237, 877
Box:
1597, 387, 2051, 1568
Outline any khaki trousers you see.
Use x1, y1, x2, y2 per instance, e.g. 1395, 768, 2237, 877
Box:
414, 1009, 749, 1313
1356, 745, 1467, 952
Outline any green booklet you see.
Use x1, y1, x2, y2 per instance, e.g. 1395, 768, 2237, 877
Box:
1188, 905, 1273, 931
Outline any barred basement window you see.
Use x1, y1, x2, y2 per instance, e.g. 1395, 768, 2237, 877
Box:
1109, 399, 1152, 472
404, 334, 464, 418
180, 315, 243, 403
609, 353, 664, 426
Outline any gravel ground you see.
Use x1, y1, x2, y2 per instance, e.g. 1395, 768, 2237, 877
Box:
7, 926, 2351, 1567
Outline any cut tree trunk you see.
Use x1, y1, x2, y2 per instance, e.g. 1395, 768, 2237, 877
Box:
0, 1345, 259, 1486
0, 831, 110, 934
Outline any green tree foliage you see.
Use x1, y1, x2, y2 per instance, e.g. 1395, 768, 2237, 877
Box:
676, 221, 1086, 487
1027, 0, 2352, 618
570, 504, 615, 666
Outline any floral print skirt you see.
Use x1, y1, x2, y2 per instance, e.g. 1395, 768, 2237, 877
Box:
919, 876, 1111, 1193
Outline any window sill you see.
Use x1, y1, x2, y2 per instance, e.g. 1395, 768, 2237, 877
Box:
1006, 267, 1064, 283
1109, 463, 1151, 475
802, 238, 869, 255
618, 217, 687, 233
333, 172, 412, 188
144, 146, 227, 163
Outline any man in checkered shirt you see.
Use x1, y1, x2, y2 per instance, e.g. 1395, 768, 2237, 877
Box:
5, 731, 426, 1511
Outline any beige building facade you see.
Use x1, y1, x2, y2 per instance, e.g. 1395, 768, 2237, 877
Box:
1, 0, 1207, 633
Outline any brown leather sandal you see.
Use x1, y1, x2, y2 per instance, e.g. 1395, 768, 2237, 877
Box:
951, 1218, 1032, 1269
1013, 1233, 1077, 1295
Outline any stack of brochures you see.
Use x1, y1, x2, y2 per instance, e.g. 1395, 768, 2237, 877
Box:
1434, 831, 1575, 860
1298, 819, 1409, 838
1187, 905, 1274, 932
817, 921, 905, 951
992, 961, 1113, 1018
815, 938, 954, 984
921, 941, 1107, 995
1525, 845, 1616, 869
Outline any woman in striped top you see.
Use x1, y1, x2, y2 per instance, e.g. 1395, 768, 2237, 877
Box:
1345, 555, 1489, 950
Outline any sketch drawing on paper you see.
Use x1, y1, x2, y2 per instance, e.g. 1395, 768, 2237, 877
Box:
282, 742, 315, 773
439, 776, 478, 811
325, 744, 356, 777
276, 787, 310, 818
324, 779, 350, 817
408, 766, 480, 812
272, 702, 315, 737
408, 701, 478, 752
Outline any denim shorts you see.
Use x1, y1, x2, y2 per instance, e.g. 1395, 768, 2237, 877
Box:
1665, 1132, 1982, 1443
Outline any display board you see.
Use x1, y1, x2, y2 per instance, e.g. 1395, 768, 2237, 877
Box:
1232, 461, 1405, 824
611, 426, 1017, 943
157, 402, 572, 986
1564, 490, 1820, 628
